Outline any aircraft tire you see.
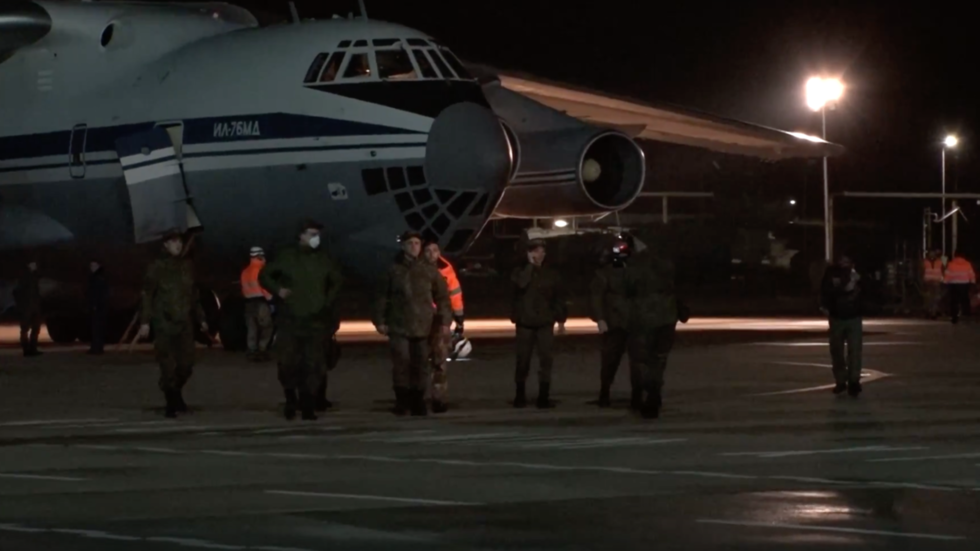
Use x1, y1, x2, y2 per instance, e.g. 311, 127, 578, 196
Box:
45, 315, 79, 344
218, 296, 247, 351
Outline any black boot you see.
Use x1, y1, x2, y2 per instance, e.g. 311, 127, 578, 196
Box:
832, 382, 847, 395
410, 389, 428, 417
315, 380, 332, 412
598, 385, 612, 408
284, 389, 298, 421
164, 390, 178, 419
513, 382, 527, 408
641, 387, 662, 419
299, 391, 317, 421
431, 399, 448, 414
847, 380, 863, 397
629, 388, 643, 411
536, 383, 553, 409
393, 387, 410, 416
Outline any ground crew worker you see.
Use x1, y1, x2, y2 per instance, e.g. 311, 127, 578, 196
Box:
241, 247, 274, 362
423, 240, 465, 414
511, 239, 567, 409
373, 231, 451, 417
625, 237, 683, 419
87, 260, 109, 355
590, 236, 641, 410
138, 232, 208, 418
820, 253, 864, 397
14, 260, 42, 357
944, 250, 976, 324
922, 249, 945, 319
259, 220, 342, 420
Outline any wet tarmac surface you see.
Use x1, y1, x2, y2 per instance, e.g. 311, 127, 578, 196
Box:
1, 317, 979, 550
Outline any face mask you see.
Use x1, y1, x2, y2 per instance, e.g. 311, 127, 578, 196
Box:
308, 235, 321, 249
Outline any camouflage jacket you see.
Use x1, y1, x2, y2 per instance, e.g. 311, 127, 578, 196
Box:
511, 263, 568, 328
259, 245, 342, 329
141, 255, 206, 331
589, 263, 630, 330
625, 250, 678, 330
374, 252, 451, 338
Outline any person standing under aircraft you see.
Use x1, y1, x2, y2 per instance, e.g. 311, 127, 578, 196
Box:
820, 253, 864, 397
87, 260, 109, 355
590, 236, 641, 410
944, 250, 976, 324
422, 240, 465, 414
14, 260, 43, 357
259, 220, 343, 421
374, 231, 452, 417
138, 232, 208, 418
511, 239, 567, 409
241, 246, 274, 362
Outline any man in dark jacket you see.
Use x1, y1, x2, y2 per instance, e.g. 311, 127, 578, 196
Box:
259, 220, 343, 420
373, 231, 452, 416
138, 232, 208, 418
820, 254, 863, 397
15, 260, 43, 357
590, 236, 641, 409
511, 239, 567, 409
87, 260, 109, 355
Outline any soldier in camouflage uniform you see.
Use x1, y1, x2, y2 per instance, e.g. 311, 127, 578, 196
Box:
511, 239, 567, 409
590, 235, 641, 410
259, 220, 342, 421
14, 260, 43, 357
138, 232, 208, 418
625, 236, 687, 419
373, 231, 452, 417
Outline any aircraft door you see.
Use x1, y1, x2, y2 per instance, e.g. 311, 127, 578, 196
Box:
115, 126, 200, 244
68, 124, 87, 178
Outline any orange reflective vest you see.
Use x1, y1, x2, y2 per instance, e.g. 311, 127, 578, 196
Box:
944, 257, 976, 285
923, 259, 944, 283
241, 258, 272, 300
437, 257, 464, 316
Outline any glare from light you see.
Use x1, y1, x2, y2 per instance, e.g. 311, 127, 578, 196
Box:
786, 131, 825, 143
806, 77, 844, 111
789, 199, 797, 205
553, 219, 568, 228
944, 135, 958, 148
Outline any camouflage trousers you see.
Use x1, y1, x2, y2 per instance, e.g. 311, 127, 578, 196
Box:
429, 322, 451, 402
390, 336, 430, 392
628, 324, 676, 392
19, 310, 42, 352
515, 324, 554, 384
154, 325, 196, 392
277, 325, 325, 395
601, 327, 640, 390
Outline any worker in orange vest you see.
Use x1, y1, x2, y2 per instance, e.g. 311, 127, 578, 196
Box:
922, 248, 945, 319
241, 246, 274, 361
423, 239, 464, 414
944, 250, 976, 324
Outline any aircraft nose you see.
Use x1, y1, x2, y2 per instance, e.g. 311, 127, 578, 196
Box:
425, 102, 512, 194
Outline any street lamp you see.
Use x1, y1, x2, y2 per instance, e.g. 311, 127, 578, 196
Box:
806, 77, 844, 262
942, 135, 958, 256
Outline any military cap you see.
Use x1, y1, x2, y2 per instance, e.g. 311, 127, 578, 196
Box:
298, 219, 323, 233
399, 230, 423, 243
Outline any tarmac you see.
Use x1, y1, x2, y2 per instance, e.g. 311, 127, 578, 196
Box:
1, 317, 979, 550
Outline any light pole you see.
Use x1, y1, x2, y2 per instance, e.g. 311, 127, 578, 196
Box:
941, 135, 958, 257
806, 77, 844, 263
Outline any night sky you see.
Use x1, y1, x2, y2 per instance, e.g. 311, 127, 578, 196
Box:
193, 1, 979, 255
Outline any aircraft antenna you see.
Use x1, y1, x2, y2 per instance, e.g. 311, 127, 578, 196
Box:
288, 2, 300, 24
358, 0, 369, 19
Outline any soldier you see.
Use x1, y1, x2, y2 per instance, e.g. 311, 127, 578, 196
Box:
511, 239, 567, 409
423, 239, 465, 414
820, 253, 864, 396
625, 236, 685, 419
259, 220, 342, 420
590, 236, 641, 409
373, 231, 452, 417
14, 260, 43, 357
138, 232, 208, 418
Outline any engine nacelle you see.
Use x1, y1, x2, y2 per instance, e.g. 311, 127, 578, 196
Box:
493, 127, 646, 218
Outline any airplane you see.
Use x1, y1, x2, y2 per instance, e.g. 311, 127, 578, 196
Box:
0, 0, 842, 348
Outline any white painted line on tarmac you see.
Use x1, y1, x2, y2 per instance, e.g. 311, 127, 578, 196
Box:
253, 547, 316, 551
0, 418, 117, 427
724, 446, 928, 458
265, 453, 326, 460
670, 471, 758, 480
75, 444, 121, 451
41, 420, 173, 430
696, 519, 966, 541
0, 523, 47, 533
333, 454, 411, 463
201, 450, 256, 457
266, 490, 481, 506
544, 438, 688, 450
146, 536, 246, 549
0, 473, 88, 482
50, 528, 141, 541
364, 432, 521, 443
749, 364, 891, 397
768, 475, 849, 485
133, 447, 183, 454
868, 452, 980, 463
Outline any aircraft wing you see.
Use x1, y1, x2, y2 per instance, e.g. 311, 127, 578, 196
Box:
473, 66, 842, 160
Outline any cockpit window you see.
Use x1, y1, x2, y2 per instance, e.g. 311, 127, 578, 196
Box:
319, 52, 345, 82
407, 38, 429, 47
304, 53, 328, 84
439, 49, 473, 80
373, 38, 399, 47
427, 49, 455, 79
376, 49, 417, 80
337, 40, 351, 49
353, 39, 368, 47
411, 50, 439, 79
343, 53, 372, 80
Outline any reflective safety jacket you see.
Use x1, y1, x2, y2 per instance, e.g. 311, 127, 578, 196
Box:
944, 257, 976, 285
922, 259, 944, 283
437, 256, 464, 316
241, 258, 272, 300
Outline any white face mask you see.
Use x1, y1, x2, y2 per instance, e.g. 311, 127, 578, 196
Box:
308, 235, 321, 249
